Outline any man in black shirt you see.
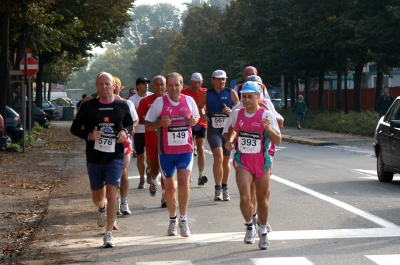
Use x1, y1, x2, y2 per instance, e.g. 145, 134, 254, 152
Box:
70, 72, 134, 248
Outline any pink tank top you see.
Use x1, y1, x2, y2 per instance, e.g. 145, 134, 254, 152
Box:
233, 107, 268, 154
159, 95, 193, 154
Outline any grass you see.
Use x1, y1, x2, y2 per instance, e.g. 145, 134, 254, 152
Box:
278, 108, 379, 137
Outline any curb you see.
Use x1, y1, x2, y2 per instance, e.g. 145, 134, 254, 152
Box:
282, 135, 337, 146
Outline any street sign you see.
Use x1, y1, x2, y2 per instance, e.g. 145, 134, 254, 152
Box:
19, 57, 39, 77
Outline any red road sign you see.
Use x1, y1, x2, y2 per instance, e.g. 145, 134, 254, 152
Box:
19, 57, 39, 77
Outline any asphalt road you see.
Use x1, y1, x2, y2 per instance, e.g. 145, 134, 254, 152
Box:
20, 123, 400, 265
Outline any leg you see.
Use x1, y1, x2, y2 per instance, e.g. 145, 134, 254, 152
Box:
176, 169, 191, 216
92, 187, 106, 209
164, 176, 177, 217
105, 184, 119, 232
222, 155, 231, 185
196, 137, 206, 173
254, 170, 271, 226
120, 154, 130, 198
212, 147, 223, 185
235, 167, 254, 222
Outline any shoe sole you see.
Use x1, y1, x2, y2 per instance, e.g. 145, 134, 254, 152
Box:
122, 211, 131, 215
161, 202, 167, 208
214, 197, 222, 201
103, 242, 115, 248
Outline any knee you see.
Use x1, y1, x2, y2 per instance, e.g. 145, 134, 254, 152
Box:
106, 186, 118, 199
240, 194, 252, 205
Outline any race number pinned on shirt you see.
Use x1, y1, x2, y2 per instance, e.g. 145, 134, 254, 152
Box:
238, 131, 261, 154
94, 134, 116, 153
168, 126, 189, 146
211, 113, 228, 128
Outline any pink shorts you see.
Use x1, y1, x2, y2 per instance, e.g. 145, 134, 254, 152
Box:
233, 153, 270, 179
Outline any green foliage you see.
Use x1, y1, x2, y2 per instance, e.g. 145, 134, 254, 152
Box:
43, 120, 51, 129
279, 109, 379, 137
6, 143, 21, 152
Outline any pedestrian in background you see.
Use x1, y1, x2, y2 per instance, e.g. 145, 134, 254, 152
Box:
375, 86, 395, 117
291, 95, 306, 129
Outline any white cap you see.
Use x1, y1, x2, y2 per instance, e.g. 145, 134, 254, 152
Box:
191, 72, 203, 81
245, 75, 262, 84
212, 70, 227, 78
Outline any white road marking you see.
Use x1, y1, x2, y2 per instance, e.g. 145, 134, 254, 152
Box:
250, 257, 313, 265
137, 261, 192, 265
365, 254, 400, 265
271, 175, 398, 229
128, 175, 140, 179
352, 169, 377, 180
42, 227, 400, 248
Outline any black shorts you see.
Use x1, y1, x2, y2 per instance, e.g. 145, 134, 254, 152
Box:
133, 133, 146, 155
192, 125, 206, 139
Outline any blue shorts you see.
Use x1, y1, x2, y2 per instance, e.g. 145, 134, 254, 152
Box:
87, 159, 124, 190
296, 112, 304, 121
159, 153, 193, 179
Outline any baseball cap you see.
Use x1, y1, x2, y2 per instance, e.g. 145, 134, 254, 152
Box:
136, 77, 150, 85
212, 70, 227, 78
239, 81, 259, 94
191, 72, 203, 81
245, 75, 262, 84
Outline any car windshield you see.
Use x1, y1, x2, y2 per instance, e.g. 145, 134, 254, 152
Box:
42, 101, 53, 108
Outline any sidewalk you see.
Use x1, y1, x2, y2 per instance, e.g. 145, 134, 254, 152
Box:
281, 126, 374, 149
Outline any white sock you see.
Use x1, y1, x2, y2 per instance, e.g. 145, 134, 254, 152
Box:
259, 225, 267, 234
180, 215, 187, 222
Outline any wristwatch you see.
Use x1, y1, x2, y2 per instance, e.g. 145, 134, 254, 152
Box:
122, 128, 129, 135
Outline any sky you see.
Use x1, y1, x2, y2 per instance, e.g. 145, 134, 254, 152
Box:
134, 0, 187, 11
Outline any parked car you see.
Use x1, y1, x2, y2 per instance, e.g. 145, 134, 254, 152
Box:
373, 96, 400, 182
5, 106, 24, 145
52, 98, 72, 107
37, 100, 56, 120
271, 99, 282, 108
50, 102, 61, 120
33, 105, 48, 126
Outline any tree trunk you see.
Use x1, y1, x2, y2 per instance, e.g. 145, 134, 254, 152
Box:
0, 15, 10, 128
283, 73, 289, 109
336, 57, 343, 111
375, 66, 383, 110
353, 54, 365, 112
13, 23, 30, 70
290, 74, 295, 108
304, 69, 310, 108
35, 55, 45, 106
318, 67, 325, 112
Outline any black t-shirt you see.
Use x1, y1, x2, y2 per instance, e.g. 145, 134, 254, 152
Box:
70, 97, 134, 164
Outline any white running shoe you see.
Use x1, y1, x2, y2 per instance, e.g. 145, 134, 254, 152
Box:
179, 220, 190, 237
244, 225, 256, 244
258, 229, 269, 250
223, 188, 230, 201
267, 222, 272, 233
214, 189, 222, 201
121, 202, 131, 215
168, 220, 178, 236
103, 231, 115, 248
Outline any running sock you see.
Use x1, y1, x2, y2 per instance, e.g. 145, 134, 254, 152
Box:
121, 197, 127, 204
253, 213, 257, 218
199, 171, 204, 176
259, 225, 267, 234
222, 184, 228, 190
245, 221, 253, 227
180, 215, 187, 222
170, 215, 177, 221
99, 204, 106, 213
215, 185, 222, 190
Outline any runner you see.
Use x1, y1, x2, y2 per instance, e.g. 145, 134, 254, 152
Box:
136, 75, 168, 207
70, 72, 134, 248
145, 72, 200, 237
181, 72, 208, 185
224, 81, 281, 250
197, 70, 239, 201
128, 77, 153, 189
223, 75, 283, 232
113, 77, 138, 215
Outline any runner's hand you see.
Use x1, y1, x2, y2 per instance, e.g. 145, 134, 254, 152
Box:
262, 117, 272, 132
116, 129, 127, 143
225, 141, 234, 151
160, 116, 171, 127
90, 126, 103, 141
222, 103, 231, 115
186, 115, 198, 126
